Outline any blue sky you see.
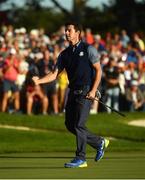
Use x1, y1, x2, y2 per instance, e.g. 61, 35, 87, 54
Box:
2, 0, 143, 10
2, 0, 110, 10
42, 0, 110, 10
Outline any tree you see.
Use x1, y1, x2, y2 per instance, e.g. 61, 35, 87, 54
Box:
1, 0, 145, 34
0, 0, 8, 8
50, 0, 145, 33
109, 0, 145, 33
25, 0, 43, 10
50, 0, 88, 23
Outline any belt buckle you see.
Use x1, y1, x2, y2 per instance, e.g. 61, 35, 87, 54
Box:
74, 89, 83, 95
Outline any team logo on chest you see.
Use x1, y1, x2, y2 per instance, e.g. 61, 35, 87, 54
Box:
79, 51, 84, 56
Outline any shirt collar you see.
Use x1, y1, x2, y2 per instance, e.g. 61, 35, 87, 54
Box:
71, 41, 81, 52
74, 41, 81, 48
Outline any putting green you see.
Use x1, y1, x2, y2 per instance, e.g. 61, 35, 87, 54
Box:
0, 152, 145, 179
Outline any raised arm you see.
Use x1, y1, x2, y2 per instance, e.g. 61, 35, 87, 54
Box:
32, 50, 65, 86
32, 69, 60, 86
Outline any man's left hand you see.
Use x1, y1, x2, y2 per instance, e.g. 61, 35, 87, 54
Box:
86, 90, 96, 100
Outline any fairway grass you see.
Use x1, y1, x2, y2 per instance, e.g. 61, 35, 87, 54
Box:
0, 152, 145, 179
0, 112, 145, 178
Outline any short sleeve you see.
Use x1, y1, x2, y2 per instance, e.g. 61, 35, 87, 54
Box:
54, 53, 64, 71
87, 45, 100, 64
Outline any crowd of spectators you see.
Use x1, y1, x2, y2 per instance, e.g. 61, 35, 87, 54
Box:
0, 25, 145, 115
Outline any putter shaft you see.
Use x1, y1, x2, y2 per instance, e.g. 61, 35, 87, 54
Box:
94, 98, 126, 117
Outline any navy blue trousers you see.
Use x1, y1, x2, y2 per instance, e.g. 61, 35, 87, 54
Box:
65, 90, 103, 160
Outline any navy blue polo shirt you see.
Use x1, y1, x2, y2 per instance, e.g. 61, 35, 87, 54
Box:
56, 41, 100, 89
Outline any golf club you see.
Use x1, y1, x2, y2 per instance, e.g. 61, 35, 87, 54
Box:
94, 97, 126, 117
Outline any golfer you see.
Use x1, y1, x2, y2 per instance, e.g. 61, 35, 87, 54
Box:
32, 22, 109, 168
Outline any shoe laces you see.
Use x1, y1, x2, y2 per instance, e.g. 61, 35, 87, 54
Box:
71, 158, 83, 163
97, 139, 105, 152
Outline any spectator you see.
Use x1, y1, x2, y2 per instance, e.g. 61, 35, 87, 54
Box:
138, 54, 145, 110
126, 42, 139, 64
93, 34, 106, 52
133, 33, 145, 52
57, 70, 68, 113
25, 56, 47, 115
0, 24, 145, 114
126, 80, 144, 112
118, 61, 127, 111
103, 57, 120, 113
26, 84, 47, 115
124, 62, 139, 88
85, 28, 94, 45
120, 29, 130, 48
1, 48, 20, 113
36, 49, 59, 114
16, 53, 29, 90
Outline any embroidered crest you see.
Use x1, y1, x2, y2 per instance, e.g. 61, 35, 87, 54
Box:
79, 51, 84, 56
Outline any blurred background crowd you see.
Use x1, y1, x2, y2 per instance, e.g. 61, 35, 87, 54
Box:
0, 24, 145, 115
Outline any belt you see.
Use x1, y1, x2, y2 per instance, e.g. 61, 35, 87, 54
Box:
73, 89, 83, 95
70, 85, 91, 95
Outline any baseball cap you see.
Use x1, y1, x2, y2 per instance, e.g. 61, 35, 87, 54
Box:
131, 80, 138, 86
9, 48, 16, 55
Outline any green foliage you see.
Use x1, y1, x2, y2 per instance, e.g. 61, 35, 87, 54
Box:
12, 8, 65, 33
108, 0, 145, 33
25, 0, 44, 10
83, 6, 118, 34
1, 0, 145, 33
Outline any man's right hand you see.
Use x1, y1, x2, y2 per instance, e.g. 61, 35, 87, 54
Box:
32, 76, 39, 85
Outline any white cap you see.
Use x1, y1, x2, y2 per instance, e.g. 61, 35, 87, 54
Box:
30, 29, 39, 36
20, 27, 26, 34
19, 43, 25, 49
131, 80, 138, 86
15, 29, 20, 34
118, 62, 125, 68
94, 34, 101, 40
0, 36, 4, 42
9, 48, 16, 55
6, 31, 13, 37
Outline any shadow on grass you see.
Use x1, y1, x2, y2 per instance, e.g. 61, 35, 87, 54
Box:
0, 166, 64, 169
0, 155, 145, 159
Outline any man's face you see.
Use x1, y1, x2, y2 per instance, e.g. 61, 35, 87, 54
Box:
65, 25, 80, 43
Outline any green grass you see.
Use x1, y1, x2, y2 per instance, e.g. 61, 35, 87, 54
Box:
0, 112, 145, 153
0, 152, 145, 179
0, 112, 145, 179
0, 128, 145, 154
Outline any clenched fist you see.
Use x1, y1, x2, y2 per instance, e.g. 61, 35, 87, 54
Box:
32, 76, 39, 85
